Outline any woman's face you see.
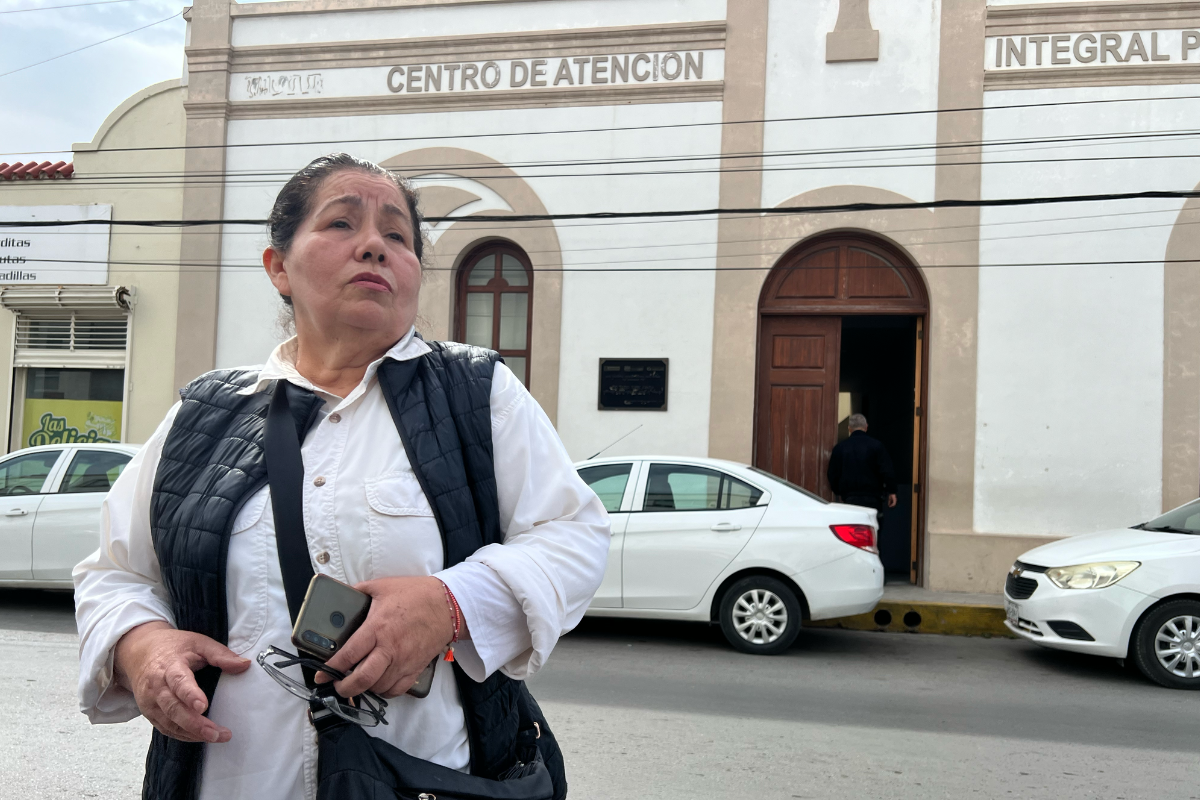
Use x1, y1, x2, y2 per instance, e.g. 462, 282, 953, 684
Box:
264, 169, 422, 345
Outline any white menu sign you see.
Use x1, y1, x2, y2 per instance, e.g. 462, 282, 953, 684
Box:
0, 205, 111, 285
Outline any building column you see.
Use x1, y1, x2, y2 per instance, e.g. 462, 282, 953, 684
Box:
1162, 195, 1200, 511
925, 0, 985, 587
706, 0, 770, 464
174, 0, 231, 389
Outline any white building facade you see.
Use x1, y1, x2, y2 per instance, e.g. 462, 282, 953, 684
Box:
0, 81, 187, 451
114, 0, 1199, 592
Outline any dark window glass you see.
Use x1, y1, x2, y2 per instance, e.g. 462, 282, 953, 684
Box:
455, 244, 533, 386
27, 368, 124, 402
1141, 498, 1200, 535
643, 464, 765, 512
644, 465, 721, 511
60, 450, 132, 494
721, 476, 764, 509
578, 463, 632, 513
0, 450, 61, 496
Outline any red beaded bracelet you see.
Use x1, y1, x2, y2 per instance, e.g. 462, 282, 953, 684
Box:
440, 580, 462, 645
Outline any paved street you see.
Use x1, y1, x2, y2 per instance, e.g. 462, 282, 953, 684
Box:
3, 590, 1198, 800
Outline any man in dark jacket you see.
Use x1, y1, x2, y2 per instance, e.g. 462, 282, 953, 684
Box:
827, 414, 897, 513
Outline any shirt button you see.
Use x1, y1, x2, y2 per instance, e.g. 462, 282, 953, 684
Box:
316, 551, 330, 564
313, 476, 326, 487
328, 413, 341, 423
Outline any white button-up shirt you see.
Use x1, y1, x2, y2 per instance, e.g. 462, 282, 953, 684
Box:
73, 330, 611, 800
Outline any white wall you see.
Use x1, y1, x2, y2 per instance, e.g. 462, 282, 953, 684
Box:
760, 0, 942, 209
217, 100, 724, 461
974, 86, 1200, 535
231, 0, 727, 47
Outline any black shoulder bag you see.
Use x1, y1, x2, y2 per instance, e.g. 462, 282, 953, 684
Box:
264, 380, 555, 800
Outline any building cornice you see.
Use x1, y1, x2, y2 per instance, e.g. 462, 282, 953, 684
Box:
229, 21, 726, 73
987, 1, 1200, 36
230, 0, 560, 18
184, 45, 234, 74
985, 61, 1200, 90
192, 80, 723, 121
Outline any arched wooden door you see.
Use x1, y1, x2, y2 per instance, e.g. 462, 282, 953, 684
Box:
755, 233, 929, 577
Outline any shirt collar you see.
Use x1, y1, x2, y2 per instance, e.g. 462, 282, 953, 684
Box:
237, 326, 431, 408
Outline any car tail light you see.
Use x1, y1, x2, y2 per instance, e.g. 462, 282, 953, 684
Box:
830, 524, 877, 554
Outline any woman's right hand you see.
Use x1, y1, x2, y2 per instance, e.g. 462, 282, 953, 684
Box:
114, 621, 251, 743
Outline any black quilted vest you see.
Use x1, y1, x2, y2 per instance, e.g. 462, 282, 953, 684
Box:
144, 342, 565, 800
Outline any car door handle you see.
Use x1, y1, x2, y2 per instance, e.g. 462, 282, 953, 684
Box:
5, 509, 28, 516
711, 522, 741, 532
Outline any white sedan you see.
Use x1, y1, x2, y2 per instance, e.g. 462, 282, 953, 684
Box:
0, 443, 137, 588
576, 455, 884, 654
1005, 498, 1200, 689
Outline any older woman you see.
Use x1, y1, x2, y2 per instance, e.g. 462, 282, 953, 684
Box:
73, 153, 610, 800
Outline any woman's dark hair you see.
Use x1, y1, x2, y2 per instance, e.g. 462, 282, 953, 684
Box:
267, 153, 425, 310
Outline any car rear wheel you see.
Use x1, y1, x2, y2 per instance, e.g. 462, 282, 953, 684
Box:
1131, 599, 1200, 690
718, 576, 801, 655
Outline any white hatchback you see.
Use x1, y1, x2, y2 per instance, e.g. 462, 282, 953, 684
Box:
576, 456, 884, 654
0, 443, 138, 588
1005, 498, 1200, 689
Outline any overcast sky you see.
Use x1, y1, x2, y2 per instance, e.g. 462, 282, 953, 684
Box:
0, 0, 188, 164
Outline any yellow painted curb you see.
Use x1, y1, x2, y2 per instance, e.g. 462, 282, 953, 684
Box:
805, 601, 1016, 638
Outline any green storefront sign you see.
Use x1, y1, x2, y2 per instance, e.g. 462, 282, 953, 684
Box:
22, 399, 122, 446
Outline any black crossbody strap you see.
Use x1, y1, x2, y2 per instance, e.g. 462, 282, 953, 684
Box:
264, 380, 316, 626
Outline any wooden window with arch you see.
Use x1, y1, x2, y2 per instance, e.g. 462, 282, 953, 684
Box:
455, 242, 533, 385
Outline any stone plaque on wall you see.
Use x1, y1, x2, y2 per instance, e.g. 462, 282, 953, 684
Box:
598, 358, 668, 411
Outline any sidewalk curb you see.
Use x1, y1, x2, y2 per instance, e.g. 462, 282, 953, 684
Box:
805, 600, 1016, 638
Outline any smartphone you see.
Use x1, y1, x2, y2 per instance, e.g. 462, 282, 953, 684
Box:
291, 573, 437, 699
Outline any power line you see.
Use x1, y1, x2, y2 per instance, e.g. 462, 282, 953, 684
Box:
11, 126, 1200, 181
0, 10, 180, 80
9, 256, 1197, 273
11, 207, 1193, 276
6, 130, 1200, 191
9, 208, 1200, 271
4, 220, 1195, 277
21, 205, 1200, 268
5, 196, 1192, 269
10, 150, 1200, 190
8, 202, 1197, 272
8, 90, 1200, 158
0, 0, 142, 13
4, 189, 1199, 228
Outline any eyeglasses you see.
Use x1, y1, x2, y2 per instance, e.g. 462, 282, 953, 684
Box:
256, 645, 389, 727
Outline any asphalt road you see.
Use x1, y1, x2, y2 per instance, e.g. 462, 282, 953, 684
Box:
3, 589, 1197, 800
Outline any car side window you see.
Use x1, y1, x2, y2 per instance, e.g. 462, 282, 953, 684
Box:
578, 463, 633, 513
60, 450, 132, 494
644, 464, 721, 511
722, 476, 764, 509
0, 450, 62, 496
643, 464, 764, 512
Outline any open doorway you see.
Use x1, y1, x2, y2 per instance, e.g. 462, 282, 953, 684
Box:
837, 316, 918, 582
754, 232, 929, 584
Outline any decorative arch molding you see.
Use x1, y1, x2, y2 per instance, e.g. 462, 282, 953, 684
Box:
75, 79, 181, 152
708, 184, 980, 544
381, 148, 563, 424
758, 229, 929, 316
1162, 192, 1200, 510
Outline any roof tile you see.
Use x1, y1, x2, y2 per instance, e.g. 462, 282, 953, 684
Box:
0, 160, 75, 181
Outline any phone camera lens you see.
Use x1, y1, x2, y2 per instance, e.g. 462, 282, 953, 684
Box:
302, 629, 336, 651
330, 611, 345, 628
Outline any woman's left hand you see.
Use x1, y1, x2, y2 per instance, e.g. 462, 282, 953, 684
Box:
319, 576, 453, 699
